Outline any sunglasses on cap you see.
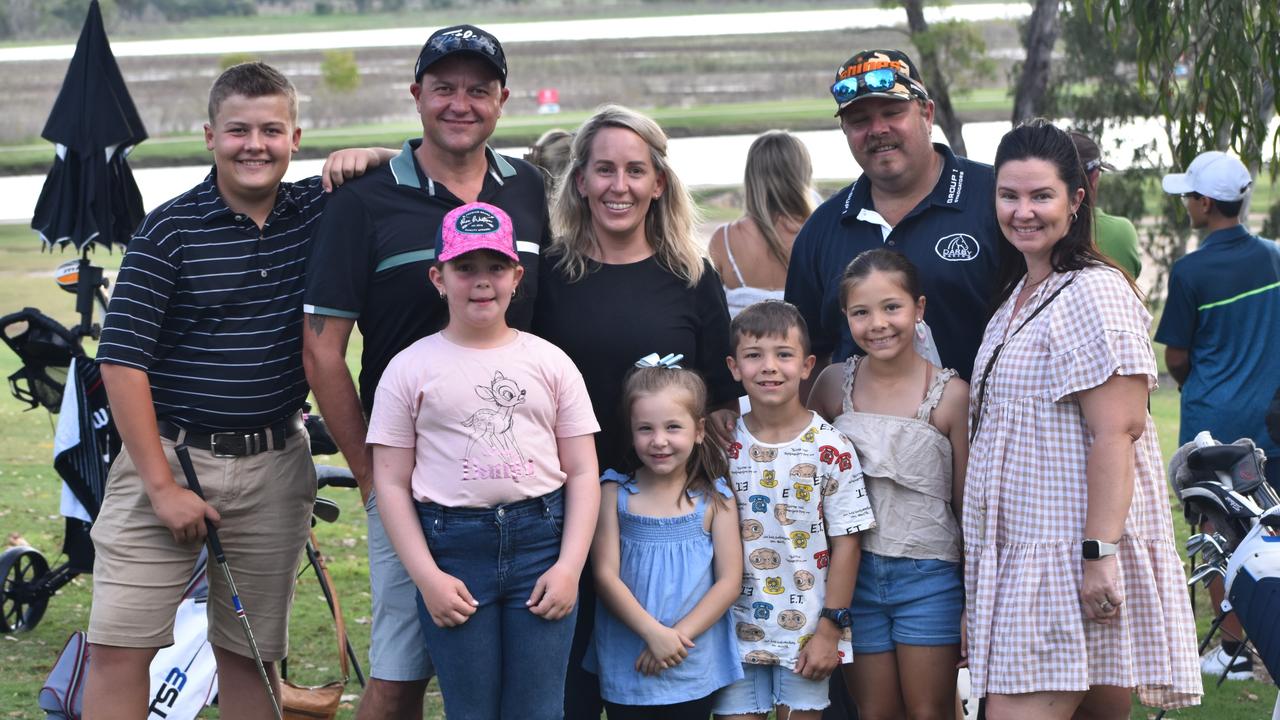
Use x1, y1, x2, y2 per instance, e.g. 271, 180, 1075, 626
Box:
830, 67, 920, 104
428, 30, 499, 57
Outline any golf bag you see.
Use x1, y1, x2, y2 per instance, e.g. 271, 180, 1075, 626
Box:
39, 552, 218, 720
1224, 507, 1280, 683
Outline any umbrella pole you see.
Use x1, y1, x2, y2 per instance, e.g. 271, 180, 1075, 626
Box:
74, 256, 104, 340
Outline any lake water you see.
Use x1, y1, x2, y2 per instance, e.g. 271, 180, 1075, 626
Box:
0, 117, 1183, 224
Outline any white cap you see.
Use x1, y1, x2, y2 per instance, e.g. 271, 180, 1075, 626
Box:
1162, 151, 1252, 202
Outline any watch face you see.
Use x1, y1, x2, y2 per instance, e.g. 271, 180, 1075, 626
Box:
1082, 540, 1100, 559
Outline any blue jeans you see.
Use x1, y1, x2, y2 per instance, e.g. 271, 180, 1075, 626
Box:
414, 488, 575, 720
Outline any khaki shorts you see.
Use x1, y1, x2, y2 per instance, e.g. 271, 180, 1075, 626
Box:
88, 433, 315, 661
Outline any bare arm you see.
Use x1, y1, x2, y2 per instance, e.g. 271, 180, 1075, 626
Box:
796, 532, 859, 680
527, 434, 600, 620
672, 497, 744, 639
302, 314, 372, 502
1164, 346, 1190, 388
591, 483, 668, 638
1075, 372, 1148, 624
937, 377, 970, 517
321, 147, 398, 192
371, 443, 478, 627
805, 362, 845, 422
100, 363, 219, 543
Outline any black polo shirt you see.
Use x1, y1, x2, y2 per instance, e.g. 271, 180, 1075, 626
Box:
785, 143, 1000, 380
98, 170, 327, 431
303, 140, 549, 414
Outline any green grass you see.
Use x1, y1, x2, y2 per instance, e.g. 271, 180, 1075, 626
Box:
0, 221, 1274, 717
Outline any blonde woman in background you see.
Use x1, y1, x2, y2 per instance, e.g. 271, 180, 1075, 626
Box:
526, 128, 575, 203
709, 129, 815, 317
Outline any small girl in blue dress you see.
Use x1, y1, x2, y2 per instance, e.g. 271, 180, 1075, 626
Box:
586, 357, 744, 719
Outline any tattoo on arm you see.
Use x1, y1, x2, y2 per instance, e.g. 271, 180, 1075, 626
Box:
308, 314, 326, 335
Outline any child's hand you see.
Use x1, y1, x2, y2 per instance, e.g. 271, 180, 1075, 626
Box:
149, 482, 221, 544
638, 624, 695, 675
420, 572, 478, 627
794, 626, 840, 680
707, 408, 739, 449
527, 562, 578, 620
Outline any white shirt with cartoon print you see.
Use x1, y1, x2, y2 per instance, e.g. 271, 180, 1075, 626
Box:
726, 411, 875, 669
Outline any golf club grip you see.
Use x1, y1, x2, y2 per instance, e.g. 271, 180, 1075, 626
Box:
173, 444, 226, 562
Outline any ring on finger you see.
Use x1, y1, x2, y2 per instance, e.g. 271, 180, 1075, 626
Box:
1099, 600, 1113, 611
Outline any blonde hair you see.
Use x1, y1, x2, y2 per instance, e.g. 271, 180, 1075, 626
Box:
550, 105, 705, 286
620, 367, 730, 506
525, 128, 574, 201
744, 130, 813, 270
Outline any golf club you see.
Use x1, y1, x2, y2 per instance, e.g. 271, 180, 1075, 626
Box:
174, 443, 283, 720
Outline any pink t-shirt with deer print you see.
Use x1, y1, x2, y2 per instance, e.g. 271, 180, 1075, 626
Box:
367, 331, 599, 508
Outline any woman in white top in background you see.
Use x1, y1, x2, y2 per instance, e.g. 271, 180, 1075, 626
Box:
709, 130, 815, 317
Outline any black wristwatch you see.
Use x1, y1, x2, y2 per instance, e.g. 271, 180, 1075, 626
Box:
1081, 539, 1119, 560
819, 607, 852, 629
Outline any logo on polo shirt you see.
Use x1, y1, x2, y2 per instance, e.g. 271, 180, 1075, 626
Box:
456, 208, 500, 233
935, 233, 979, 261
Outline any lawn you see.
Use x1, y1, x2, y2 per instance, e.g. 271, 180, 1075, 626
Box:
0, 222, 1274, 717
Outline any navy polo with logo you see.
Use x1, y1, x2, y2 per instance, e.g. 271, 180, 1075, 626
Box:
1154, 224, 1280, 485
303, 139, 548, 414
786, 143, 1000, 380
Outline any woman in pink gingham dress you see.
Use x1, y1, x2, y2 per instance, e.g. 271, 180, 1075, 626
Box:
964, 121, 1201, 717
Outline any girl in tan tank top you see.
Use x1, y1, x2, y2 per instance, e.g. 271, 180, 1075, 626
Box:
807, 249, 970, 720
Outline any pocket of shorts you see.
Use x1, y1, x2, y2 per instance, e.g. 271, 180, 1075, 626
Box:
911, 558, 958, 576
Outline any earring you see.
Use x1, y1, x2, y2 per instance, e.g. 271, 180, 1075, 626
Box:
1070, 211, 1079, 223
438, 289, 446, 299
511, 289, 517, 299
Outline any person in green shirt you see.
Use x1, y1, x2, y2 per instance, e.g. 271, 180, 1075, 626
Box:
1070, 131, 1142, 279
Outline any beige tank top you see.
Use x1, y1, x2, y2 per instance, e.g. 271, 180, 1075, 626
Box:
832, 356, 961, 562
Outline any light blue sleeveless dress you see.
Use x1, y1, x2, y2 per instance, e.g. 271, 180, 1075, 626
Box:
585, 469, 743, 705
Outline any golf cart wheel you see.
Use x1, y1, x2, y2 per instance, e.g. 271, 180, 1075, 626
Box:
0, 545, 50, 633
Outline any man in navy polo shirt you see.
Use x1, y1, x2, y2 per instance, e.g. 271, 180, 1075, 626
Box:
786, 49, 1000, 381
1156, 150, 1280, 682
1156, 151, 1280, 486
302, 24, 549, 720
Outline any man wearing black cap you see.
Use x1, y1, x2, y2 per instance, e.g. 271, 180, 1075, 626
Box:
302, 24, 550, 719
1070, 130, 1142, 279
786, 49, 1000, 383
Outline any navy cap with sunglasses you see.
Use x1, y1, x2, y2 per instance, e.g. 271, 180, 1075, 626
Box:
415, 24, 508, 86
831, 49, 930, 116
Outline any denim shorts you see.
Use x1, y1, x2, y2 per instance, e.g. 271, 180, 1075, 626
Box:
414, 487, 575, 720
710, 663, 831, 715
849, 550, 963, 654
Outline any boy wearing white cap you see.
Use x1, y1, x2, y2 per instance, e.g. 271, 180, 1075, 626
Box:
1155, 150, 1280, 680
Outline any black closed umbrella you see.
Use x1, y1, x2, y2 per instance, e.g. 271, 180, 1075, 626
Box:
31, 0, 147, 253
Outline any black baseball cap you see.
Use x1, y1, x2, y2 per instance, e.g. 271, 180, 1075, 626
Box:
414, 25, 507, 86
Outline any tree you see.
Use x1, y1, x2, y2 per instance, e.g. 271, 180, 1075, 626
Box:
1010, 0, 1060, 124
321, 50, 360, 93
1092, 0, 1280, 187
890, 1, 995, 156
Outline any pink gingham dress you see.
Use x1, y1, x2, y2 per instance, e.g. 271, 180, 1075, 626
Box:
964, 266, 1201, 709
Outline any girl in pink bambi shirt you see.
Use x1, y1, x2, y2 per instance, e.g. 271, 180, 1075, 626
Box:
367, 202, 600, 720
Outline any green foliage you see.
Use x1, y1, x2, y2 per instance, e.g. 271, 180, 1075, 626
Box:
1262, 199, 1280, 239
218, 52, 257, 70
321, 50, 361, 93
1091, 0, 1280, 176
913, 19, 995, 98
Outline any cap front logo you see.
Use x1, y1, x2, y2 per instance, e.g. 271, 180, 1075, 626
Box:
935, 234, 979, 262
456, 208, 500, 234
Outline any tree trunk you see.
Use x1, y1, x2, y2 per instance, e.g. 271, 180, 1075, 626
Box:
1011, 0, 1061, 124
900, 0, 967, 156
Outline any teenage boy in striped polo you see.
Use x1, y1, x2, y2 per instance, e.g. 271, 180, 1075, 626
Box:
85, 62, 387, 719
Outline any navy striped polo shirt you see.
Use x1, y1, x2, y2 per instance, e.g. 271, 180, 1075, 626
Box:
98, 169, 328, 432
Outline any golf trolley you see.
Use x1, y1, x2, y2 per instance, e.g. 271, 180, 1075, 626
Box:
1164, 431, 1280, 719
0, 257, 367, 696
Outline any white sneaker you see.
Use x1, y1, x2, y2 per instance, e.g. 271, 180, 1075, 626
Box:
1200, 644, 1254, 680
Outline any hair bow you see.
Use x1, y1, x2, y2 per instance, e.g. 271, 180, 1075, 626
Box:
634, 352, 685, 369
